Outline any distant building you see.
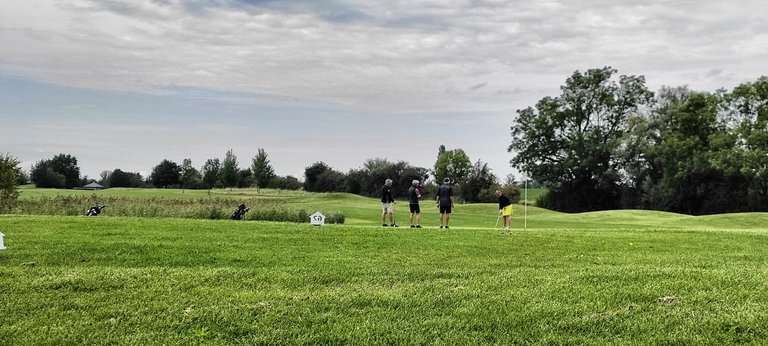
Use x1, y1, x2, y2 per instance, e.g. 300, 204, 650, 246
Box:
82, 182, 105, 190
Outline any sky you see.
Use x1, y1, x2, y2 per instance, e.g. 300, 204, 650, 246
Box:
1, 0, 767, 182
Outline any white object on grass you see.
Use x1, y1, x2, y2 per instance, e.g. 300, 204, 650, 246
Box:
0, 232, 5, 249
310, 212, 326, 226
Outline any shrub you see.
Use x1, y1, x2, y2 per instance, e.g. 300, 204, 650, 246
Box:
0, 153, 21, 213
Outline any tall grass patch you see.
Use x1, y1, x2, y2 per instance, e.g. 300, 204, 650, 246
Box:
13, 195, 344, 224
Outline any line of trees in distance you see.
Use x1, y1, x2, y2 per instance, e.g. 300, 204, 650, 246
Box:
300, 147, 519, 202
510, 66, 768, 215
105, 148, 299, 191
19, 146, 521, 203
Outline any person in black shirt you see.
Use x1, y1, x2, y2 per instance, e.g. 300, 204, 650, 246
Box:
496, 190, 513, 231
408, 179, 422, 228
381, 179, 398, 227
436, 177, 455, 229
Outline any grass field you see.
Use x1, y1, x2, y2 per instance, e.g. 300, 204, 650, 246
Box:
2, 188, 768, 344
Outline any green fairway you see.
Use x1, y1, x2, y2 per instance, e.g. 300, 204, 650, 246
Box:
2, 210, 768, 344
4, 187, 768, 344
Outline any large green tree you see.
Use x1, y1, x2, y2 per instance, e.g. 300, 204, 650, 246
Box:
0, 153, 21, 213
434, 147, 471, 184
251, 148, 275, 191
706, 77, 768, 212
150, 160, 181, 188
180, 158, 203, 189
220, 149, 240, 188
509, 67, 653, 212
30, 163, 65, 188
201, 158, 221, 189
109, 169, 144, 188
49, 154, 80, 188
642, 89, 723, 214
30, 154, 81, 189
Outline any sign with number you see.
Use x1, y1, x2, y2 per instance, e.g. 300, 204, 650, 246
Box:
310, 212, 326, 226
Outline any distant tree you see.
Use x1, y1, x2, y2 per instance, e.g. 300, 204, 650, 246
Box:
345, 168, 366, 195
201, 158, 221, 189
345, 158, 428, 198
304, 162, 328, 191
220, 149, 240, 188
30, 154, 81, 188
434, 148, 471, 184
16, 170, 30, 185
99, 170, 112, 186
49, 154, 81, 188
251, 148, 275, 191
267, 175, 303, 190
150, 160, 181, 188
476, 183, 521, 204
30, 161, 65, 188
0, 153, 21, 213
79, 176, 95, 187
109, 169, 133, 187
129, 172, 145, 187
303, 162, 345, 192
237, 168, 252, 188
316, 169, 345, 192
395, 162, 429, 198
180, 158, 203, 189
460, 159, 498, 202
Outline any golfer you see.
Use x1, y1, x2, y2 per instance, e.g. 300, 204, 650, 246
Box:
408, 179, 422, 228
381, 179, 398, 227
496, 190, 513, 231
436, 177, 455, 229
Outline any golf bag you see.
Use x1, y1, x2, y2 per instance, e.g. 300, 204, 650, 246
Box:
85, 204, 106, 216
230, 204, 249, 220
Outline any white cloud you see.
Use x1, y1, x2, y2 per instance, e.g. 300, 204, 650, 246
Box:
2, 0, 768, 179
1, 0, 762, 115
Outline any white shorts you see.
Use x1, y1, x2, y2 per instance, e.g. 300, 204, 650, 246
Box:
381, 203, 394, 214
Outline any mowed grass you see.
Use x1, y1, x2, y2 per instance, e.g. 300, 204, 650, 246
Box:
2, 211, 768, 345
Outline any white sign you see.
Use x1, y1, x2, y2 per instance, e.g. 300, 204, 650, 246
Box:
0, 232, 5, 250
310, 212, 326, 226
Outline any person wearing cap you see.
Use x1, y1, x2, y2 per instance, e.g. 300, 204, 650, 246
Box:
381, 178, 398, 227
408, 179, 423, 228
436, 177, 455, 229
496, 190, 513, 231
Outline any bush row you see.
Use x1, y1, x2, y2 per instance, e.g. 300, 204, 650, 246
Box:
13, 195, 344, 224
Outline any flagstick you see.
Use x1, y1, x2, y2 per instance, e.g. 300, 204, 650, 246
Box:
524, 172, 528, 231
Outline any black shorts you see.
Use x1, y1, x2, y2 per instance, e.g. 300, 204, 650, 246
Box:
409, 204, 420, 213
439, 205, 452, 214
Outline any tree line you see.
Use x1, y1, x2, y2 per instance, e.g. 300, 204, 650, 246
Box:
13, 146, 520, 203
510, 66, 768, 215
300, 148, 518, 202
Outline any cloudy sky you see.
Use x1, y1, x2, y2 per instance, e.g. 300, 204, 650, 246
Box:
1, 0, 766, 182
